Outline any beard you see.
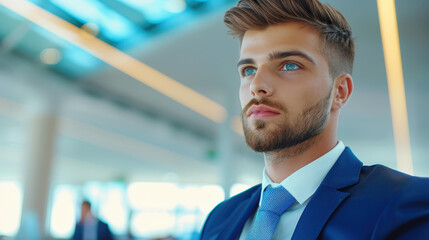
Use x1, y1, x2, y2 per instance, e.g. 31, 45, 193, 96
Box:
242, 91, 332, 153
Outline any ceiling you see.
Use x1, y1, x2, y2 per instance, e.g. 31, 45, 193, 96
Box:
0, 0, 428, 187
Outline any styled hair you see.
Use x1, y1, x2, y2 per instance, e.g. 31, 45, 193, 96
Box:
224, 0, 355, 78
82, 200, 91, 209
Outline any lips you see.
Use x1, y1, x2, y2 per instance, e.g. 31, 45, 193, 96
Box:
247, 104, 281, 119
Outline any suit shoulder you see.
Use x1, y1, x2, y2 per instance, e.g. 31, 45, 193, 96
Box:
98, 219, 108, 226
359, 164, 429, 194
359, 166, 429, 238
362, 164, 429, 182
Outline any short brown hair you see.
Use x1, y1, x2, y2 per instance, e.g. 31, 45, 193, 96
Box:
82, 200, 91, 209
224, 0, 355, 78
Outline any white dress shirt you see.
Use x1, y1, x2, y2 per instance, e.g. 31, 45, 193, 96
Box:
239, 141, 345, 240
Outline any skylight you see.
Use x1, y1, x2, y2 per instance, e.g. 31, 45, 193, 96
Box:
51, 0, 137, 42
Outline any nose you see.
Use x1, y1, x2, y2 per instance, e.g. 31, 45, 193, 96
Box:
250, 66, 274, 97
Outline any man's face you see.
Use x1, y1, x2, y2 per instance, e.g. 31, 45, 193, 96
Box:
238, 22, 334, 152
81, 203, 90, 219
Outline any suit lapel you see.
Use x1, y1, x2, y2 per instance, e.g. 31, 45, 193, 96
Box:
217, 185, 261, 240
292, 185, 350, 239
292, 147, 363, 240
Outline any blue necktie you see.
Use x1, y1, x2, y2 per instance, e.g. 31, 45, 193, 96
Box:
246, 186, 296, 240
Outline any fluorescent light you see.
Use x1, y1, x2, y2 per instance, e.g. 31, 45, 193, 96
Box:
377, 0, 413, 174
0, 0, 227, 123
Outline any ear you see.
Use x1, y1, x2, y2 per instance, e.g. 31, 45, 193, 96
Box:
331, 73, 353, 111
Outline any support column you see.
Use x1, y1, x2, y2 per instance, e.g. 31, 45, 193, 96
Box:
17, 96, 59, 240
217, 88, 237, 199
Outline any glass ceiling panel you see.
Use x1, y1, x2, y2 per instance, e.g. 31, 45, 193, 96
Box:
118, 0, 187, 24
0, 0, 234, 78
51, 0, 137, 42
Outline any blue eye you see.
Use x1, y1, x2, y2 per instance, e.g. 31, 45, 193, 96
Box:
243, 68, 257, 76
282, 63, 300, 71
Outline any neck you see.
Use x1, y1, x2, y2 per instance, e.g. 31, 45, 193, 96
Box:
264, 128, 337, 183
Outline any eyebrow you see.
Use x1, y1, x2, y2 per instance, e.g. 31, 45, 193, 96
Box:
268, 50, 315, 64
237, 50, 316, 68
237, 58, 255, 68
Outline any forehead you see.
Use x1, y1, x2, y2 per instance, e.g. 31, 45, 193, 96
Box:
240, 22, 323, 60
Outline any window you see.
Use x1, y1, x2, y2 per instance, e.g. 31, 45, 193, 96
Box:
0, 182, 22, 236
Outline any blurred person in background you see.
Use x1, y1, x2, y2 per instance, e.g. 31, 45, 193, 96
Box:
72, 200, 114, 240
200, 0, 429, 239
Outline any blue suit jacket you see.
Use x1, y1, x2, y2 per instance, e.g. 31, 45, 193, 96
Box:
200, 147, 429, 239
72, 219, 114, 240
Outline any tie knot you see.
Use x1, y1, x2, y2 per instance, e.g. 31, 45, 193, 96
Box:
260, 186, 296, 215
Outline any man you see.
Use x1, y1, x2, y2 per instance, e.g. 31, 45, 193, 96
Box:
72, 200, 114, 240
200, 0, 429, 239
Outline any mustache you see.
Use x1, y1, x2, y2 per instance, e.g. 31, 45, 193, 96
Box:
242, 97, 286, 116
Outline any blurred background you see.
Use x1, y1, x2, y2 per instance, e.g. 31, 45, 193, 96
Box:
0, 0, 428, 239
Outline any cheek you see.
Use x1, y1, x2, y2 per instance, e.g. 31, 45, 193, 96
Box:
279, 87, 312, 114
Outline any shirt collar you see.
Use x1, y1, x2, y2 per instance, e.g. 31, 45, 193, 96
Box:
83, 213, 97, 225
260, 141, 345, 205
